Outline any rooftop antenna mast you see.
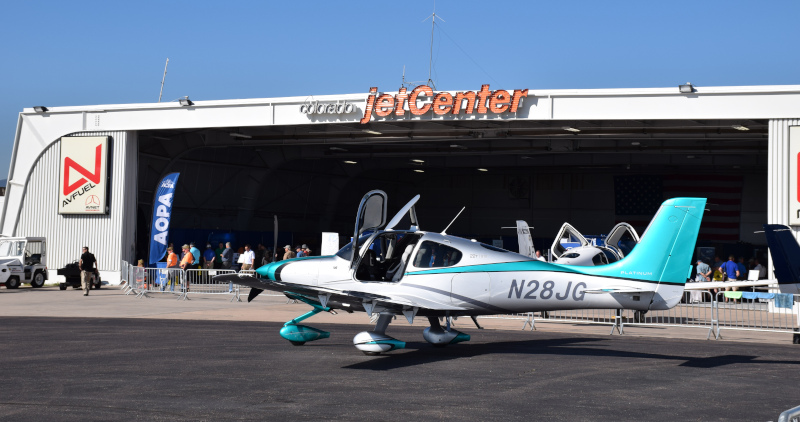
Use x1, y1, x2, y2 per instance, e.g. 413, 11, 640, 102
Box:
158, 58, 169, 103
422, 2, 443, 90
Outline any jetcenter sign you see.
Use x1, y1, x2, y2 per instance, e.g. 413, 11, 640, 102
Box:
360, 84, 528, 124
58, 136, 109, 215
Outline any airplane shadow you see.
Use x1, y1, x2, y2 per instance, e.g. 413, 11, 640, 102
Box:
342, 337, 800, 371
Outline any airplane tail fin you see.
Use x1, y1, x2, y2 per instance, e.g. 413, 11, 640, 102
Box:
588, 197, 706, 286
515, 220, 534, 258
763, 224, 800, 294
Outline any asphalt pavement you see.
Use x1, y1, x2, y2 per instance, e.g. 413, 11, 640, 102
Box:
0, 315, 798, 421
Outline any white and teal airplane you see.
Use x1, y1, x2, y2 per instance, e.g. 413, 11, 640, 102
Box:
217, 191, 707, 355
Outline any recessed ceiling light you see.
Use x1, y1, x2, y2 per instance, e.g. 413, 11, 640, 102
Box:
414, 169, 424, 173
362, 129, 382, 135
229, 133, 252, 139
562, 126, 581, 133
344, 160, 358, 164
732, 125, 749, 131
477, 168, 488, 172
450, 144, 466, 149
631, 141, 641, 146
686, 155, 695, 159
330, 146, 348, 152
520, 156, 532, 160
412, 159, 425, 163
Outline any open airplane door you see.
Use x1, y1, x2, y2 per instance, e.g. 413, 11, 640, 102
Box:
384, 194, 420, 231
351, 190, 388, 269
604, 223, 640, 259
550, 223, 589, 259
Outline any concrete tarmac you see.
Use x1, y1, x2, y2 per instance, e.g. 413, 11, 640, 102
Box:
0, 286, 798, 421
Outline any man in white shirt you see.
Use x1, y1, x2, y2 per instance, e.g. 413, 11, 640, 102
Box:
535, 250, 546, 262
241, 244, 255, 271
753, 258, 767, 279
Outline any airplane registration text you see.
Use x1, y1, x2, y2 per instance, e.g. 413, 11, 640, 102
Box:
508, 280, 587, 301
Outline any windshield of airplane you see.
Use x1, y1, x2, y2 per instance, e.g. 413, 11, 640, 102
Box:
0, 240, 25, 258
335, 234, 373, 261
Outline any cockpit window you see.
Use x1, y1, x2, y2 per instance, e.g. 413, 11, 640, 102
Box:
479, 243, 509, 253
412, 241, 463, 268
562, 252, 580, 259
591, 252, 607, 265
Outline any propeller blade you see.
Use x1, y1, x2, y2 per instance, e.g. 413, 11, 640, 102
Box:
273, 215, 278, 263
248, 288, 263, 302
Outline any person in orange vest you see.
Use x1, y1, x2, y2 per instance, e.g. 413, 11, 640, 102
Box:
162, 246, 179, 292
178, 244, 193, 292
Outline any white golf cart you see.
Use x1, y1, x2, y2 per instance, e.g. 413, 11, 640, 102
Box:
0, 237, 48, 289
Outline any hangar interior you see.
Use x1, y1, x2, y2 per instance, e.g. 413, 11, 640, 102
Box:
136, 118, 767, 258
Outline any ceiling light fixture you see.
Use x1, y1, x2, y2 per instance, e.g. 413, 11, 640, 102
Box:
732, 125, 749, 131
631, 141, 641, 146
362, 129, 382, 135
477, 168, 488, 172
562, 126, 581, 133
343, 160, 358, 164
329, 146, 348, 152
414, 169, 425, 173
687, 155, 695, 159
412, 159, 425, 163
229, 133, 252, 139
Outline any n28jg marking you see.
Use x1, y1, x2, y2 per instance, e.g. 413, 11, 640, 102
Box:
507, 279, 587, 301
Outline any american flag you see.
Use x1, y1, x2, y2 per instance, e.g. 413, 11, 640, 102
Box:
614, 174, 743, 242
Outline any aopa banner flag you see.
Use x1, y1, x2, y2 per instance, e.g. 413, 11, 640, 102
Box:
148, 173, 180, 266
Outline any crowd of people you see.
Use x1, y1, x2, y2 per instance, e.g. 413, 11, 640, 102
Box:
139, 241, 314, 272
691, 254, 767, 302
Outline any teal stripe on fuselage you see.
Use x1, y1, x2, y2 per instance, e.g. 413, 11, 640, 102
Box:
257, 255, 332, 280
406, 260, 580, 276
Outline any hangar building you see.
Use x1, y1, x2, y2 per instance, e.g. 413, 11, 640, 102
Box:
2, 83, 799, 283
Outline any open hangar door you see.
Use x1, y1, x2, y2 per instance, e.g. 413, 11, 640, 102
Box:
135, 118, 767, 260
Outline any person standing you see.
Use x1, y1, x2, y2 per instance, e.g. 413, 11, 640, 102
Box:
694, 259, 712, 303
535, 250, 546, 262
302, 244, 312, 257
283, 245, 296, 260
720, 255, 740, 302
737, 257, 748, 281
221, 242, 233, 269
214, 242, 224, 269
189, 242, 201, 270
203, 244, 215, 269
179, 244, 193, 292
295, 245, 306, 258
241, 244, 255, 271
79, 246, 97, 297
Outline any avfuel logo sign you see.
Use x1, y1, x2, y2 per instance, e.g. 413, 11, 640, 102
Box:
790, 127, 800, 225
58, 136, 109, 214
360, 84, 528, 124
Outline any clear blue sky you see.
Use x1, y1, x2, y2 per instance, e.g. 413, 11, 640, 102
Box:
2, 0, 799, 178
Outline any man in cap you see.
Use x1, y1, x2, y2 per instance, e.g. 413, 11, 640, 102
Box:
203, 244, 215, 269
295, 245, 306, 258
302, 244, 312, 257
189, 242, 201, 270
283, 245, 296, 261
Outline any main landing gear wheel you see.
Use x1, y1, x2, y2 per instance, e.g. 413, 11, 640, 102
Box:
422, 316, 470, 347
353, 313, 406, 355
289, 341, 306, 346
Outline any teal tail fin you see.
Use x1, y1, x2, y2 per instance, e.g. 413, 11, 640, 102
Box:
585, 197, 706, 284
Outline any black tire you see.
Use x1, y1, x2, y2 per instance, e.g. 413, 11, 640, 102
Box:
93, 282, 101, 289
289, 341, 306, 346
59, 283, 67, 290
30, 272, 45, 288
6, 277, 20, 289
362, 351, 381, 356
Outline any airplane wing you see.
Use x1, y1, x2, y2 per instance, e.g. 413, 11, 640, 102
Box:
683, 280, 776, 290
213, 273, 467, 312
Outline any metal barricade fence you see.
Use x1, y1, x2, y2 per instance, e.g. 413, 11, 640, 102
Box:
713, 291, 799, 338
184, 269, 239, 301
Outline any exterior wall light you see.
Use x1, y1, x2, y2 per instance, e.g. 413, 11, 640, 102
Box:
33, 106, 48, 113
179, 97, 194, 106
679, 83, 694, 93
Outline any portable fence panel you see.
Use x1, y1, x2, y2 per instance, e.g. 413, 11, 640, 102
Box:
715, 292, 799, 334
185, 269, 237, 295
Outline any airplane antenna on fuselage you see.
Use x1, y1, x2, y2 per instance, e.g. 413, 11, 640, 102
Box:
441, 206, 465, 235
